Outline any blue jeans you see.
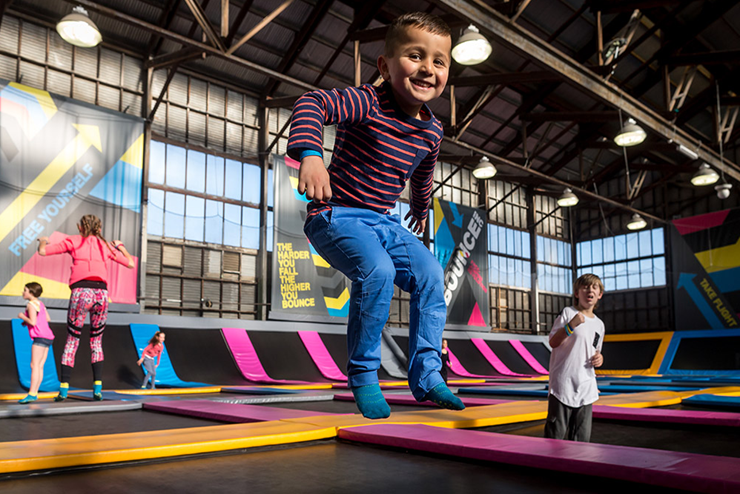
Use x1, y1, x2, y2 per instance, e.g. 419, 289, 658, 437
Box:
304, 207, 446, 400
142, 357, 157, 389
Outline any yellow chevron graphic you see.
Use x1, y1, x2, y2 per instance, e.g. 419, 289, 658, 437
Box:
119, 133, 144, 169
324, 287, 349, 310
433, 198, 444, 234
0, 272, 71, 299
0, 124, 102, 243
10, 82, 57, 120
312, 253, 330, 268
695, 237, 740, 273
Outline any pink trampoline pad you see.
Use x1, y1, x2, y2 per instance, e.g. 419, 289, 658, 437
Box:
144, 400, 346, 422
333, 393, 513, 407
593, 405, 740, 427
338, 424, 740, 493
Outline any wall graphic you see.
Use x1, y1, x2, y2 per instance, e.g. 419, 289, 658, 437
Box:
671, 208, 740, 330
433, 198, 489, 330
0, 79, 143, 306
270, 155, 350, 320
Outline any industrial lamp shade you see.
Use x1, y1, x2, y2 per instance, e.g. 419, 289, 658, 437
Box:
557, 188, 579, 207
614, 118, 646, 147
472, 156, 497, 179
56, 6, 102, 48
451, 25, 492, 66
626, 213, 647, 231
716, 183, 732, 200
691, 163, 719, 186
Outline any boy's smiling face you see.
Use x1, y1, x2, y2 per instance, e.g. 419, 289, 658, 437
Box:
378, 26, 451, 118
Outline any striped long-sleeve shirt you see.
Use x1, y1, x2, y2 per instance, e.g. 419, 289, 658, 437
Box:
286, 82, 443, 221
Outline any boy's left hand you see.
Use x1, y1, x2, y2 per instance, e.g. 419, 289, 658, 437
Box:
591, 351, 603, 367
404, 211, 426, 235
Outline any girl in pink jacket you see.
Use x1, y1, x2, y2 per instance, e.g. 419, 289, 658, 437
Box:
17, 282, 54, 404
137, 331, 165, 389
38, 214, 134, 401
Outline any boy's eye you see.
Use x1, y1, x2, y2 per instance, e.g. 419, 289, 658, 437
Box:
434, 59, 446, 67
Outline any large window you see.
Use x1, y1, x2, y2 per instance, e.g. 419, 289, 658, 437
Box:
488, 224, 531, 289
145, 141, 269, 319
147, 141, 270, 250
536, 236, 572, 294
487, 224, 531, 331
577, 228, 666, 291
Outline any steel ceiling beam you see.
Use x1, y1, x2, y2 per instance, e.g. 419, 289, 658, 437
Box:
442, 135, 666, 223
429, 0, 740, 181
448, 71, 562, 87
62, 0, 318, 93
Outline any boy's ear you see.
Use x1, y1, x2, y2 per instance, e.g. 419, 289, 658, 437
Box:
377, 55, 391, 81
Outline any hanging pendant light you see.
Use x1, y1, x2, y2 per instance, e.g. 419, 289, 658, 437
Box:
472, 156, 497, 179
691, 163, 719, 186
626, 213, 647, 231
715, 183, 732, 199
57, 6, 102, 48
614, 118, 646, 147
557, 188, 578, 207
451, 25, 492, 66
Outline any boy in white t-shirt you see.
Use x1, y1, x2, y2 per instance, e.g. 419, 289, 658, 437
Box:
545, 273, 605, 442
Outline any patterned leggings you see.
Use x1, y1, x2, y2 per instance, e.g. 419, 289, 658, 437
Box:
60, 288, 108, 382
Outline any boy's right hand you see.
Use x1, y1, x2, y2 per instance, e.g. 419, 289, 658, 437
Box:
569, 312, 586, 329
298, 156, 332, 202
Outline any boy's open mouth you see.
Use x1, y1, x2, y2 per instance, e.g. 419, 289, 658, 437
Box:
411, 79, 434, 89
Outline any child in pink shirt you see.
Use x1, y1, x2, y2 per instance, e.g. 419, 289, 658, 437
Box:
137, 331, 165, 389
38, 214, 134, 401
17, 282, 54, 404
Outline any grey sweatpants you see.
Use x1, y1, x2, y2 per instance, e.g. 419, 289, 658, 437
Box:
544, 394, 593, 442
141, 357, 157, 389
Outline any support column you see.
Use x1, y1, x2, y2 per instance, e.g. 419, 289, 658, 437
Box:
526, 188, 539, 334
257, 105, 270, 320
139, 66, 153, 314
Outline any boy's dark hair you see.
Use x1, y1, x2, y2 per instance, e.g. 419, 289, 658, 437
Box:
384, 12, 451, 56
25, 282, 43, 298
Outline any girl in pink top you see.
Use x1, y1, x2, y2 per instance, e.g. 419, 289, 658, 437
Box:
38, 214, 134, 401
17, 282, 54, 404
137, 331, 165, 389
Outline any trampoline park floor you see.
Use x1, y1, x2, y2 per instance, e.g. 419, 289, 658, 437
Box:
1, 383, 739, 493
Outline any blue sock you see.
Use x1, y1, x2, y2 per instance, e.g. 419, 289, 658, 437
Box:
93, 380, 102, 400
351, 384, 391, 419
424, 382, 465, 410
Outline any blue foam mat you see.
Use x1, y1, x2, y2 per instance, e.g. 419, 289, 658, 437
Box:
683, 394, 740, 409
129, 323, 208, 388
603, 385, 701, 392
11, 318, 60, 392
461, 388, 617, 397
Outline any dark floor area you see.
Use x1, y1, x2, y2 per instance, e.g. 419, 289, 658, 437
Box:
0, 440, 692, 494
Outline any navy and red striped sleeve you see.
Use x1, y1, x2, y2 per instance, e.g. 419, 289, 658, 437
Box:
409, 138, 440, 221
287, 85, 376, 161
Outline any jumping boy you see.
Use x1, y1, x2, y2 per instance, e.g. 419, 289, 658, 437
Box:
546, 273, 605, 441
287, 12, 464, 419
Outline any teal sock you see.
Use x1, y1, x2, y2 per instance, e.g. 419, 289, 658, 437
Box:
351, 384, 391, 419
18, 394, 38, 404
93, 381, 102, 400
424, 382, 465, 410
55, 383, 69, 401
